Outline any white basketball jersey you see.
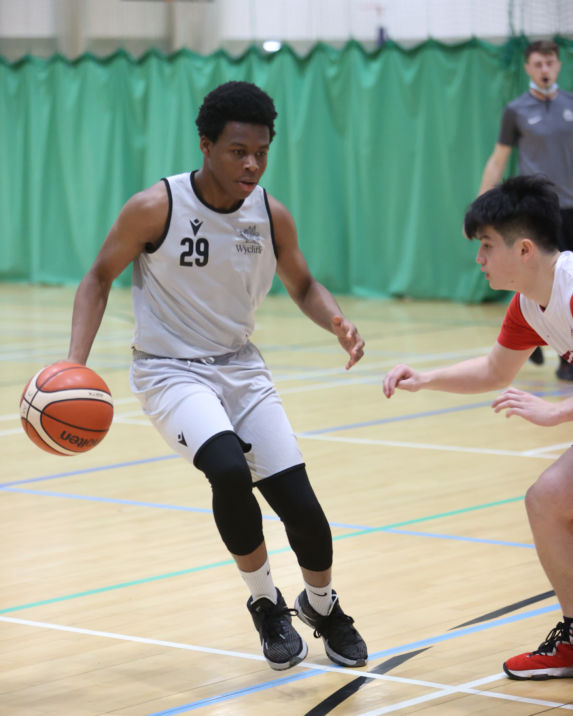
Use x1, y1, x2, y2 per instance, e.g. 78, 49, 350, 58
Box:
519, 251, 573, 363
132, 172, 277, 358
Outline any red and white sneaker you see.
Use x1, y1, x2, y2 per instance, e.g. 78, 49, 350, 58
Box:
503, 622, 573, 680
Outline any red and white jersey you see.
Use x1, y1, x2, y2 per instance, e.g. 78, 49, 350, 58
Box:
497, 251, 573, 365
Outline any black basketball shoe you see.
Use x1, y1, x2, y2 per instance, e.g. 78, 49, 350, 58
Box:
295, 589, 368, 667
247, 589, 308, 670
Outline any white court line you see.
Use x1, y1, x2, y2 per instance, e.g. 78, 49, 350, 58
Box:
357, 673, 573, 714
523, 442, 573, 456
0, 616, 504, 687
3, 422, 567, 462
300, 434, 565, 460
3, 616, 571, 712
0, 428, 24, 437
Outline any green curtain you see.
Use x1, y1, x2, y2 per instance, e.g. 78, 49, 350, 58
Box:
1, 37, 572, 301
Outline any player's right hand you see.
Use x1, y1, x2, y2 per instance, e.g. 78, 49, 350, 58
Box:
382, 364, 423, 398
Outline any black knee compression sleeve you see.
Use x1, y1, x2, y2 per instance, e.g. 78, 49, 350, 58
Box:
256, 465, 333, 571
194, 431, 263, 556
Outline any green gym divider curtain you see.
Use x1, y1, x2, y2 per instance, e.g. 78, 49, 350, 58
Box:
1, 37, 572, 301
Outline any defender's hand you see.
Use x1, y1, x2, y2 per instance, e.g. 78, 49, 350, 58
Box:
491, 387, 561, 426
383, 364, 423, 398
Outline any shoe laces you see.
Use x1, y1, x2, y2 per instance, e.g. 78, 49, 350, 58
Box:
533, 622, 571, 655
312, 604, 358, 642
256, 603, 297, 639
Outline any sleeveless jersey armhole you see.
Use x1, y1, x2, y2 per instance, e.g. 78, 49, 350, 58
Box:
145, 177, 173, 254
263, 189, 278, 259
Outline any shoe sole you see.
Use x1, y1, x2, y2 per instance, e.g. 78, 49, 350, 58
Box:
503, 663, 573, 680
266, 639, 308, 671
294, 595, 367, 668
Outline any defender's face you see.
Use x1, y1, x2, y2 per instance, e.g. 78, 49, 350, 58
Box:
200, 122, 270, 203
475, 226, 520, 291
525, 51, 561, 90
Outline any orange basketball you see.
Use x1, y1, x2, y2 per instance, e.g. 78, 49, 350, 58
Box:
19, 361, 114, 456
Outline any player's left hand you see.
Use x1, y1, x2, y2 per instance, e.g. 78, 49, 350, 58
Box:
491, 387, 561, 426
332, 315, 364, 370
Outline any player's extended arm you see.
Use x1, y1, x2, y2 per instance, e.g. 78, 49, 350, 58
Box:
476, 143, 512, 196
270, 195, 364, 369
383, 342, 530, 398
68, 182, 169, 365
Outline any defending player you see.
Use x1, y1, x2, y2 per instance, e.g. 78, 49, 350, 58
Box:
67, 81, 367, 671
384, 175, 573, 680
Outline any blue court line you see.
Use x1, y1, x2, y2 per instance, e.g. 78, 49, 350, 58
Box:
386, 528, 534, 549
0, 486, 533, 549
0, 454, 179, 489
0, 487, 368, 530
0, 404, 531, 616
298, 387, 573, 436
0, 487, 213, 515
0, 494, 527, 615
299, 401, 494, 435
147, 671, 313, 715
146, 601, 561, 715
5, 382, 570, 490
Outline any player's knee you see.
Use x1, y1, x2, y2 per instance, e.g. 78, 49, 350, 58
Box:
194, 431, 252, 493
257, 465, 333, 571
526, 466, 570, 521
194, 431, 263, 555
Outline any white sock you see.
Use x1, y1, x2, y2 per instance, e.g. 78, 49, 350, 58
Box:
304, 579, 334, 616
240, 558, 277, 603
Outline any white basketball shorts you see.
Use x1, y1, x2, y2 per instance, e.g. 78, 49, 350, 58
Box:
129, 341, 303, 480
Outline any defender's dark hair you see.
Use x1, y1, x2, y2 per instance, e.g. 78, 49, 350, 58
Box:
464, 175, 561, 252
525, 40, 559, 60
195, 81, 277, 143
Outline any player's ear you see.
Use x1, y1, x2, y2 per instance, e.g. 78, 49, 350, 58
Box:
519, 238, 535, 258
199, 136, 211, 157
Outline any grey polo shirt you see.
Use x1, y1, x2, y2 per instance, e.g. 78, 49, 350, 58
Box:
499, 90, 573, 209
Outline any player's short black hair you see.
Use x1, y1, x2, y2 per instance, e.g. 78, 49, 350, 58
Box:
525, 40, 559, 60
195, 81, 277, 143
464, 175, 561, 252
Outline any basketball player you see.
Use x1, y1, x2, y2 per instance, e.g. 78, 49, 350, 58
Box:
384, 175, 573, 680
476, 39, 573, 379
67, 81, 367, 671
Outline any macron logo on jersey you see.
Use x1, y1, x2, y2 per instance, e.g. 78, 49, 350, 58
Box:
190, 218, 204, 236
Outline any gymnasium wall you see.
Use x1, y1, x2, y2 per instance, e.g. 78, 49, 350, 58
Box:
1, 36, 572, 301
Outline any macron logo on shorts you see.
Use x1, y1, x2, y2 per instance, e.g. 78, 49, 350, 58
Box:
177, 432, 187, 446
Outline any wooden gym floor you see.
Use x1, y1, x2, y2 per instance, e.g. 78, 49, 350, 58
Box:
2, 282, 573, 714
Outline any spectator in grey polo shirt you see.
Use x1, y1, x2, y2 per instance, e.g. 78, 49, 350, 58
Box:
476, 39, 573, 381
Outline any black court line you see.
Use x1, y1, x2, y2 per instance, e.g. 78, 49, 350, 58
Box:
303, 648, 429, 716
451, 590, 556, 629
303, 590, 557, 714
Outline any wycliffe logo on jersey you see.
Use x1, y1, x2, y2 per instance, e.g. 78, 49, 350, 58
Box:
235, 225, 263, 255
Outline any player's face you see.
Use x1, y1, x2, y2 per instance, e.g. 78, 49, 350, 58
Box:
525, 52, 561, 90
200, 122, 270, 205
475, 227, 521, 291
